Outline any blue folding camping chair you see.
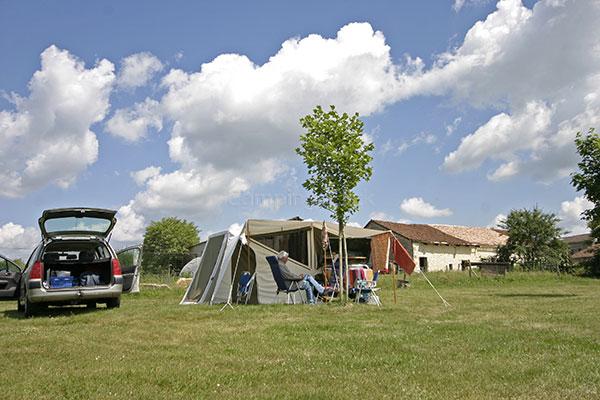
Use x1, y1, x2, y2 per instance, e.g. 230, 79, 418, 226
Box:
236, 271, 255, 305
266, 256, 304, 304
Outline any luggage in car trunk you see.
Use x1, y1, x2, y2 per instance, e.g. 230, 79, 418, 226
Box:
41, 240, 113, 289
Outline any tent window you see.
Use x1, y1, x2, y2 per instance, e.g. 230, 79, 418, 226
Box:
255, 230, 308, 265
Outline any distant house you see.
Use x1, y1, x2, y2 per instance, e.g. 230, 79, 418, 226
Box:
571, 243, 599, 265
431, 225, 508, 261
562, 233, 594, 254
563, 233, 597, 264
365, 220, 507, 272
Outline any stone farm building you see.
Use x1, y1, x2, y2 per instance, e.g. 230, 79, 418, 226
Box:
365, 220, 508, 272
562, 233, 598, 265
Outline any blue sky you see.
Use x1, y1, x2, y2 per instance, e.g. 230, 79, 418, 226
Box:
1, 0, 598, 257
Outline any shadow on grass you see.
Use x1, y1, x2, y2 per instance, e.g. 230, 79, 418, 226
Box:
494, 293, 577, 298
2, 305, 108, 320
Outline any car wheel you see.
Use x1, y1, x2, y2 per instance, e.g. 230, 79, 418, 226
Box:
22, 294, 39, 318
18, 287, 29, 315
106, 297, 120, 309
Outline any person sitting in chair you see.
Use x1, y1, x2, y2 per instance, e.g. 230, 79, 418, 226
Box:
277, 251, 324, 304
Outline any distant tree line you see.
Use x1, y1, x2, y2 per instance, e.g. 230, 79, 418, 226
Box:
496, 207, 570, 272
142, 217, 199, 275
496, 127, 599, 277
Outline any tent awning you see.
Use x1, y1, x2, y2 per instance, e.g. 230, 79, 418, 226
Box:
245, 219, 389, 239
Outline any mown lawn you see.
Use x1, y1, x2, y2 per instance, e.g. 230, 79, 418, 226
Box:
1, 272, 598, 399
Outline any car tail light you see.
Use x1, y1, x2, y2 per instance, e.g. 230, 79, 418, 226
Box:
112, 258, 122, 276
30, 260, 43, 280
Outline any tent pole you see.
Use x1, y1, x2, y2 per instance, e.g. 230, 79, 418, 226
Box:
327, 241, 337, 300
323, 249, 328, 286
219, 239, 243, 312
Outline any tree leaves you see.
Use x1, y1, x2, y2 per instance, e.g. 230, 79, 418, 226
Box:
571, 127, 600, 276
497, 207, 570, 271
572, 128, 600, 239
142, 217, 200, 274
296, 105, 374, 224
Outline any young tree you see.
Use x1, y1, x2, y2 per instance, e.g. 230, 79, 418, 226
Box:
296, 105, 374, 298
142, 217, 200, 274
497, 207, 570, 272
571, 128, 600, 276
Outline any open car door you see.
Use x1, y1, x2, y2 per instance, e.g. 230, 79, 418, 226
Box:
0, 254, 22, 300
116, 245, 142, 293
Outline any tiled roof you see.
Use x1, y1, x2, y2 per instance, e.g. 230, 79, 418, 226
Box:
432, 225, 508, 247
368, 220, 471, 246
562, 233, 593, 244
572, 243, 600, 260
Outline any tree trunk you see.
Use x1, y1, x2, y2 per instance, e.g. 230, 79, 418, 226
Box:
344, 233, 349, 301
338, 219, 344, 302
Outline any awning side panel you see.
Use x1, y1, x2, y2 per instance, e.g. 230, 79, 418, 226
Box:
181, 232, 228, 303
249, 238, 311, 304
210, 235, 241, 304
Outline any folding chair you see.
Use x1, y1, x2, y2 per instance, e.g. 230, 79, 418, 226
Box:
319, 263, 343, 301
266, 256, 304, 304
236, 271, 255, 305
352, 270, 381, 306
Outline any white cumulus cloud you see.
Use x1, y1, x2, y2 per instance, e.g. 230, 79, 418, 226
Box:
105, 98, 163, 142
125, 22, 401, 219
0, 45, 115, 198
400, 197, 453, 218
111, 201, 146, 243
404, 0, 600, 182
488, 213, 507, 228
559, 195, 593, 235
130, 166, 162, 186
0, 223, 39, 259
453, 0, 491, 12
487, 161, 521, 182
397, 132, 437, 155
117, 52, 163, 89
114, 1, 600, 222
443, 100, 553, 176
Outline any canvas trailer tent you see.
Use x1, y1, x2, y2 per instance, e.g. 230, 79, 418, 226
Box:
180, 219, 409, 305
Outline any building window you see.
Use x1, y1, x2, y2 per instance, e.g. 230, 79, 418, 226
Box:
448, 263, 453, 271
419, 257, 428, 272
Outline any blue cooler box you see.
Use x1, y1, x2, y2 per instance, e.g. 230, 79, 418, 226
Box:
49, 276, 78, 288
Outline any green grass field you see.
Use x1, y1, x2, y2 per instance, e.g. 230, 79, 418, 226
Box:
1, 272, 598, 399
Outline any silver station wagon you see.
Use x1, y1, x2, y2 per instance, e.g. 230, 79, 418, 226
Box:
17, 208, 124, 317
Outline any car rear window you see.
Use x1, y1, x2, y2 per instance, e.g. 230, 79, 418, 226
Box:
44, 217, 112, 234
